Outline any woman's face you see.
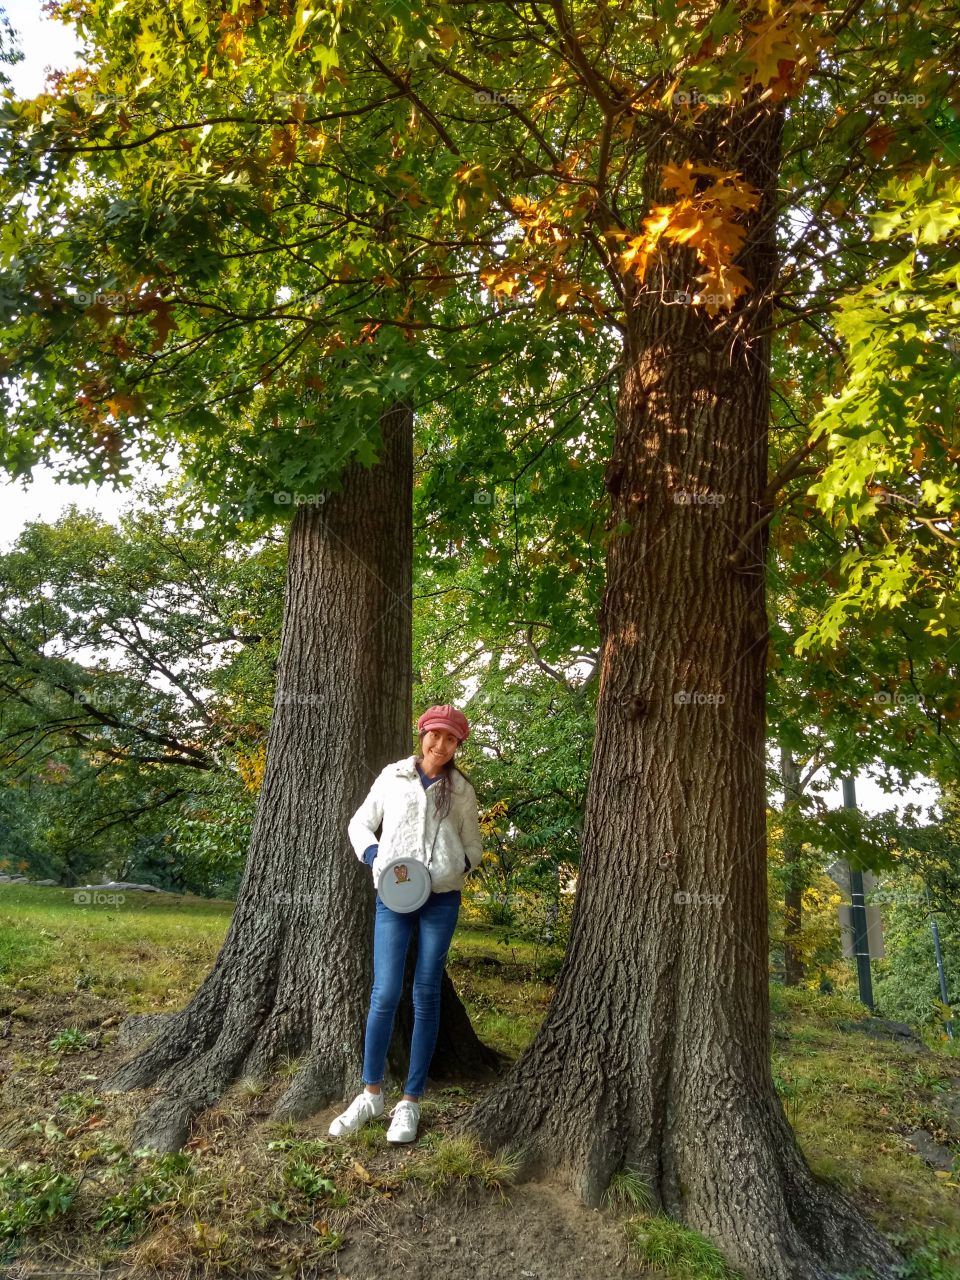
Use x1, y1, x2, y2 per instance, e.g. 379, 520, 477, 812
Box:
421, 728, 459, 769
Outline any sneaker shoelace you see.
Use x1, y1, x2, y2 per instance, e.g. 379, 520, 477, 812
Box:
345, 1093, 379, 1123
390, 1100, 419, 1122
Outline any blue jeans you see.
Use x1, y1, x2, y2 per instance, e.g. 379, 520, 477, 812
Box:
361, 888, 462, 1099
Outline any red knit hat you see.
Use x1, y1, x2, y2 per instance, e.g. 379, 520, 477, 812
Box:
416, 703, 470, 743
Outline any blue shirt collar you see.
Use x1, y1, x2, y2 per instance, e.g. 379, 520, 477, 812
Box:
415, 759, 441, 788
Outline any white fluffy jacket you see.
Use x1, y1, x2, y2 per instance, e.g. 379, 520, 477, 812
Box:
347, 755, 484, 894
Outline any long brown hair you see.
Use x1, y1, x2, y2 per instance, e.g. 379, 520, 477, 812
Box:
414, 733, 471, 821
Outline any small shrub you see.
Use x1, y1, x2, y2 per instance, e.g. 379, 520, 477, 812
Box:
0, 1162, 80, 1242
246, 1200, 292, 1227
48, 1028, 93, 1053
486, 894, 516, 926
282, 1157, 345, 1204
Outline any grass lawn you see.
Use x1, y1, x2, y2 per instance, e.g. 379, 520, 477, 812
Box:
1, 884, 959, 1279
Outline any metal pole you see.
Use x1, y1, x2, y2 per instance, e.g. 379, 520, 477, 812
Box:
842, 777, 874, 1011
924, 882, 954, 1040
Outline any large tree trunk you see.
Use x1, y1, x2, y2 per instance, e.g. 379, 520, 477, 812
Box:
781, 746, 805, 987
107, 401, 500, 1151
458, 104, 903, 1280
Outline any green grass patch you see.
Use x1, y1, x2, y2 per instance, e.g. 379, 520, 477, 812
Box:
0, 919, 54, 981
603, 1166, 655, 1213
93, 1152, 194, 1243
397, 1134, 524, 1197
887, 1227, 960, 1279
625, 1213, 742, 1278
0, 884, 232, 1009
448, 924, 557, 1056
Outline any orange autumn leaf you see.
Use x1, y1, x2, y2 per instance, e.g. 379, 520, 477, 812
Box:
693, 261, 753, 316
866, 124, 895, 159
148, 299, 177, 349
616, 164, 761, 312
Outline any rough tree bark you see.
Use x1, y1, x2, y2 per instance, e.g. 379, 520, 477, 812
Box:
457, 101, 904, 1280
781, 745, 805, 988
107, 401, 500, 1151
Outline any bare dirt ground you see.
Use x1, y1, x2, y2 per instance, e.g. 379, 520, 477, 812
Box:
317, 1173, 636, 1280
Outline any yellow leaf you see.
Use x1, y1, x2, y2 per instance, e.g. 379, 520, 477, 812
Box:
661, 162, 696, 197
479, 267, 521, 298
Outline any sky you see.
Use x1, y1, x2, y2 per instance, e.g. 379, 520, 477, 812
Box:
0, 2, 944, 820
0, 2, 137, 548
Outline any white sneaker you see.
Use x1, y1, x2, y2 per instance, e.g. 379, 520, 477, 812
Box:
386, 1099, 420, 1144
328, 1089, 384, 1137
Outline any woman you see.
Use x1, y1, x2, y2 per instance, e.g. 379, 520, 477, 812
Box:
329, 703, 484, 1144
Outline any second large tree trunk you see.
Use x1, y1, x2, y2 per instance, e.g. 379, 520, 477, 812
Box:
107, 402, 500, 1151
459, 104, 902, 1280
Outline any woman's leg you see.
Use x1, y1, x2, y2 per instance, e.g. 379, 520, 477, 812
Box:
361, 896, 416, 1091
402, 889, 462, 1101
